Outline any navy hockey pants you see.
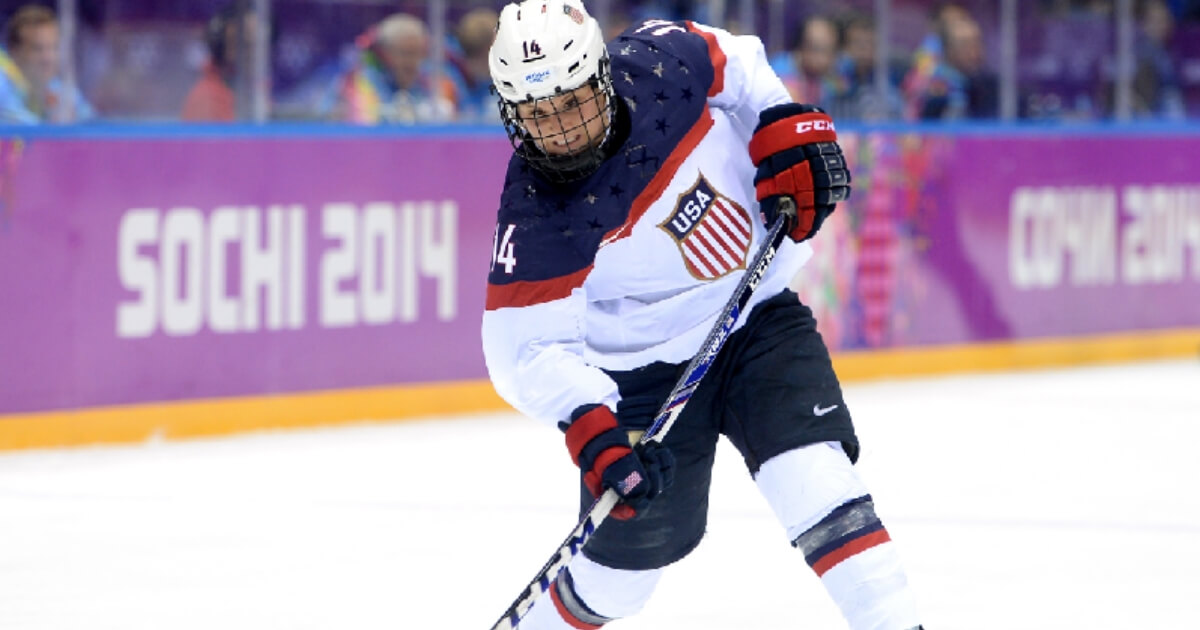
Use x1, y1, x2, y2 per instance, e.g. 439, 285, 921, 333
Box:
581, 289, 859, 570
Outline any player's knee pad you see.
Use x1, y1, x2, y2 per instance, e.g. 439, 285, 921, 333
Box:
755, 441, 870, 544
555, 554, 662, 623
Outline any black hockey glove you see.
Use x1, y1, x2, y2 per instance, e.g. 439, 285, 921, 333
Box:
562, 404, 675, 520
748, 103, 851, 242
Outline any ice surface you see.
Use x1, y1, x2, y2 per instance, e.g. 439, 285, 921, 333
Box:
1, 359, 1198, 629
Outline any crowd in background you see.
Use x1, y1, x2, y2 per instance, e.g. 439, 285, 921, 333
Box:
1, 0, 1198, 125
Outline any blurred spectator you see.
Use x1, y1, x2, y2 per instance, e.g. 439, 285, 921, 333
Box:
769, 15, 844, 109
1131, 0, 1185, 118
182, 1, 258, 122
0, 5, 95, 124
445, 7, 498, 123
325, 13, 455, 124
910, 11, 999, 120
901, 2, 969, 120
831, 13, 904, 121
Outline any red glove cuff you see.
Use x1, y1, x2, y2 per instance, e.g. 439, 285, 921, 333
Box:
748, 112, 838, 166
564, 404, 620, 467
590, 445, 631, 477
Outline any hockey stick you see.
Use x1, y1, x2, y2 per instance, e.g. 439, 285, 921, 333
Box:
489, 201, 795, 630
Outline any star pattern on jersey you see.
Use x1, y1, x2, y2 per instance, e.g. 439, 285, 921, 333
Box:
585, 193, 598, 205
651, 61, 664, 78
654, 89, 669, 105
624, 143, 661, 177
680, 86, 694, 102
624, 96, 638, 113
609, 183, 625, 199
655, 118, 670, 135
620, 44, 635, 56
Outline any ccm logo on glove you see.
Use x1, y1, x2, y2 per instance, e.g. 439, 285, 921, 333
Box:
749, 103, 851, 242
795, 119, 835, 133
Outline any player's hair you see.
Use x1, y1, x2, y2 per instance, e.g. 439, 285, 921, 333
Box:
4, 4, 57, 51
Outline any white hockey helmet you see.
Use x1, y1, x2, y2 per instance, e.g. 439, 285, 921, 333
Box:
489, 0, 607, 102
489, 0, 616, 182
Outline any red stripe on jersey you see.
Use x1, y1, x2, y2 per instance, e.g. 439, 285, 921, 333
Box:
683, 235, 721, 278
707, 200, 749, 249
811, 529, 892, 577
599, 111, 716, 249
485, 265, 592, 310
686, 22, 727, 98
715, 198, 752, 241
691, 228, 732, 277
701, 216, 742, 265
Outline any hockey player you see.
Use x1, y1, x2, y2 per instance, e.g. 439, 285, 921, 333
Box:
482, 2, 923, 628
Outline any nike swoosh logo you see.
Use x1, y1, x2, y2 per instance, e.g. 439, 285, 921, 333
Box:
813, 404, 839, 416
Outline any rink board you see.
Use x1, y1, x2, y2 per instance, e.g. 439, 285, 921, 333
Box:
2, 327, 1197, 450
1, 126, 1198, 449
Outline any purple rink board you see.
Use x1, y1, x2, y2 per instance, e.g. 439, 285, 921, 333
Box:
2, 130, 1199, 415
0, 134, 511, 414
792, 130, 1200, 351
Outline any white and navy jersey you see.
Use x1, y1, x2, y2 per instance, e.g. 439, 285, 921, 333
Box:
483, 20, 811, 429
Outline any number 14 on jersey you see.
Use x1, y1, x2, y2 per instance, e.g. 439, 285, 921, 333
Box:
492, 223, 517, 274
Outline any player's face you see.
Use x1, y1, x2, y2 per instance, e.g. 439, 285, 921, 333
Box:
515, 83, 608, 157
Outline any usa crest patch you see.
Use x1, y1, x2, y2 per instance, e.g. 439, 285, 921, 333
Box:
659, 174, 752, 280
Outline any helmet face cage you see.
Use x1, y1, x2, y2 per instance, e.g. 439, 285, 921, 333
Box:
498, 57, 616, 184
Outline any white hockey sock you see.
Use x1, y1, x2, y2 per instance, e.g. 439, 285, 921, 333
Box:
756, 443, 921, 630
517, 554, 662, 629
794, 495, 921, 630
517, 573, 610, 630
